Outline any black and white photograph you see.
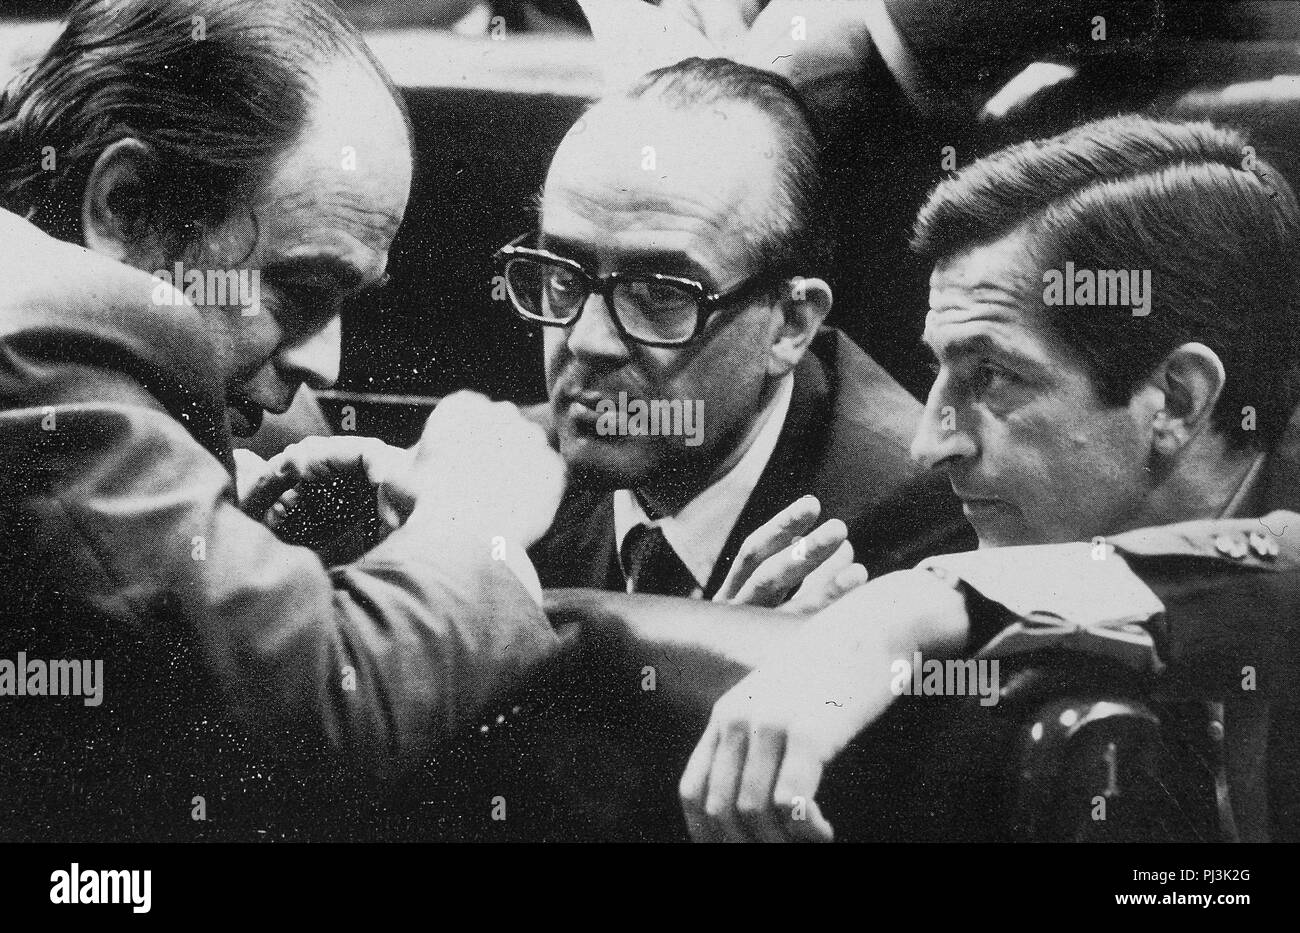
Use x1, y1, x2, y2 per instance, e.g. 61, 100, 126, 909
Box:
0, 0, 1293, 913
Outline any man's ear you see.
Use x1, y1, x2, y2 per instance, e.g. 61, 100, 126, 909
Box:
1148, 342, 1226, 456
81, 138, 162, 267
767, 275, 832, 376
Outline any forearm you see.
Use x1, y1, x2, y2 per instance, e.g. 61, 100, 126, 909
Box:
743, 568, 971, 727
28, 402, 557, 778
189, 501, 557, 775
798, 568, 971, 658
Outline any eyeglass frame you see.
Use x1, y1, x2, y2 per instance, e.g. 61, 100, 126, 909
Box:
493, 231, 781, 348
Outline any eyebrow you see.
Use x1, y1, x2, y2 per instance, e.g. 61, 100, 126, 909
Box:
538, 234, 713, 284
535, 233, 591, 263
923, 332, 1038, 369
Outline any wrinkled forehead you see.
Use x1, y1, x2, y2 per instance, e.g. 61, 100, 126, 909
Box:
923, 231, 1094, 371
251, 58, 412, 257
539, 99, 782, 272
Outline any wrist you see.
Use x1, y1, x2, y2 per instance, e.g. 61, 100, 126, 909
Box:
810, 569, 970, 656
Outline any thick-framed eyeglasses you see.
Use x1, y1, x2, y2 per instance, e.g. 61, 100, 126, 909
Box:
494, 232, 775, 348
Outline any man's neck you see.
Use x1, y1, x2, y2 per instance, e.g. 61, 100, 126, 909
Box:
1123, 436, 1264, 531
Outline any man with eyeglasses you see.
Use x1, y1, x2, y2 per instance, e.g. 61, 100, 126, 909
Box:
520, 56, 971, 607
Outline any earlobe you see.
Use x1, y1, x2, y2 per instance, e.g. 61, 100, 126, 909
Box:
768, 276, 832, 376
81, 138, 156, 263
1151, 342, 1226, 455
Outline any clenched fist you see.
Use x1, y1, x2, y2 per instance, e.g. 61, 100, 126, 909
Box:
410, 391, 566, 548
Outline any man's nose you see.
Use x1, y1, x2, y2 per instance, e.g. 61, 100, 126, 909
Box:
910, 388, 978, 470
566, 290, 627, 361
277, 314, 341, 390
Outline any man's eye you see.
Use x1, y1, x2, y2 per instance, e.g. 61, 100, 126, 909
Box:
273, 284, 337, 328
547, 269, 579, 292
973, 362, 1019, 392
277, 283, 327, 304
626, 279, 692, 310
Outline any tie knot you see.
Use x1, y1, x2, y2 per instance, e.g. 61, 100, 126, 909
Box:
621, 523, 699, 597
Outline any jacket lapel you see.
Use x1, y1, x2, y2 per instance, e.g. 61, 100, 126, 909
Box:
531, 487, 623, 591
703, 337, 837, 598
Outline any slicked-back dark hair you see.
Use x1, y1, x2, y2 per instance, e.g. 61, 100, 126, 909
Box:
621, 56, 832, 281
0, 0, 411, 251
912, 115, 1300, 450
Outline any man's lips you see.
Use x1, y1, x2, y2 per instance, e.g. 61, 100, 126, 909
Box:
556, 389, 612, 428
953, 488, 1013, 514
227, 393, 291, 437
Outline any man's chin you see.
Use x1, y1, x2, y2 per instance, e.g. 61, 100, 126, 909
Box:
962, 502, 1033, 549
559, 431, 659, 491
226, 402, 265, 438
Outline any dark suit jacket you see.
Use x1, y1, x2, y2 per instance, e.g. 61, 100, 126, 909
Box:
0, 211, 558, 841
531, 327, 974, 598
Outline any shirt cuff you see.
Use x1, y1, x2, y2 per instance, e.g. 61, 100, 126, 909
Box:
916, 543, 1167, 673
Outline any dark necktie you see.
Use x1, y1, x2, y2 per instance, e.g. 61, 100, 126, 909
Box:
621, 523, 698, 597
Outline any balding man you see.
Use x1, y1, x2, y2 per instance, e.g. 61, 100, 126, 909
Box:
522, 57, 970, 607
0, 0, 563, 841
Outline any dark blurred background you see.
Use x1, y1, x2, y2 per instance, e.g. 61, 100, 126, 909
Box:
5, 2, 1300, 447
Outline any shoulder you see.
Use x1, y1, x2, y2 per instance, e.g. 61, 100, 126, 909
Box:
808, 327, 922, 449
1109, 511, 1300, 574
0, 212, 230, 460
800, 327, 925, 502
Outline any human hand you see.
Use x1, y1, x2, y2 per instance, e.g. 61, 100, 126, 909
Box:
681, 570, 969, 842
713, 495, 870, 613
408, 390, 565, 548
240, 434, 414, 529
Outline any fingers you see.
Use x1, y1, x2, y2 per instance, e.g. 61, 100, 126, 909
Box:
714, 495, 823, 603
680, 709, 834, 843
783, 540, 870, 614
704, 723, 753, 842
239, 460, 300, 519
734, 726, 789, 843
773, 732, 835, 843
681, 719, 754, 843
270, 435, 401, 486
831, 561, 871, 596
265, 486, 301, 530
729, 516, 850, 608
680, 726, 723, 843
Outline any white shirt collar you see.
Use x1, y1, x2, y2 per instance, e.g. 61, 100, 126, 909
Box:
614, 372, 795, 594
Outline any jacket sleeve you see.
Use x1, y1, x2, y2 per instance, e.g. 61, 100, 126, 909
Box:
4, 391, 560, 779
0, 208, 560, 778
915, 512, 1300, 696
